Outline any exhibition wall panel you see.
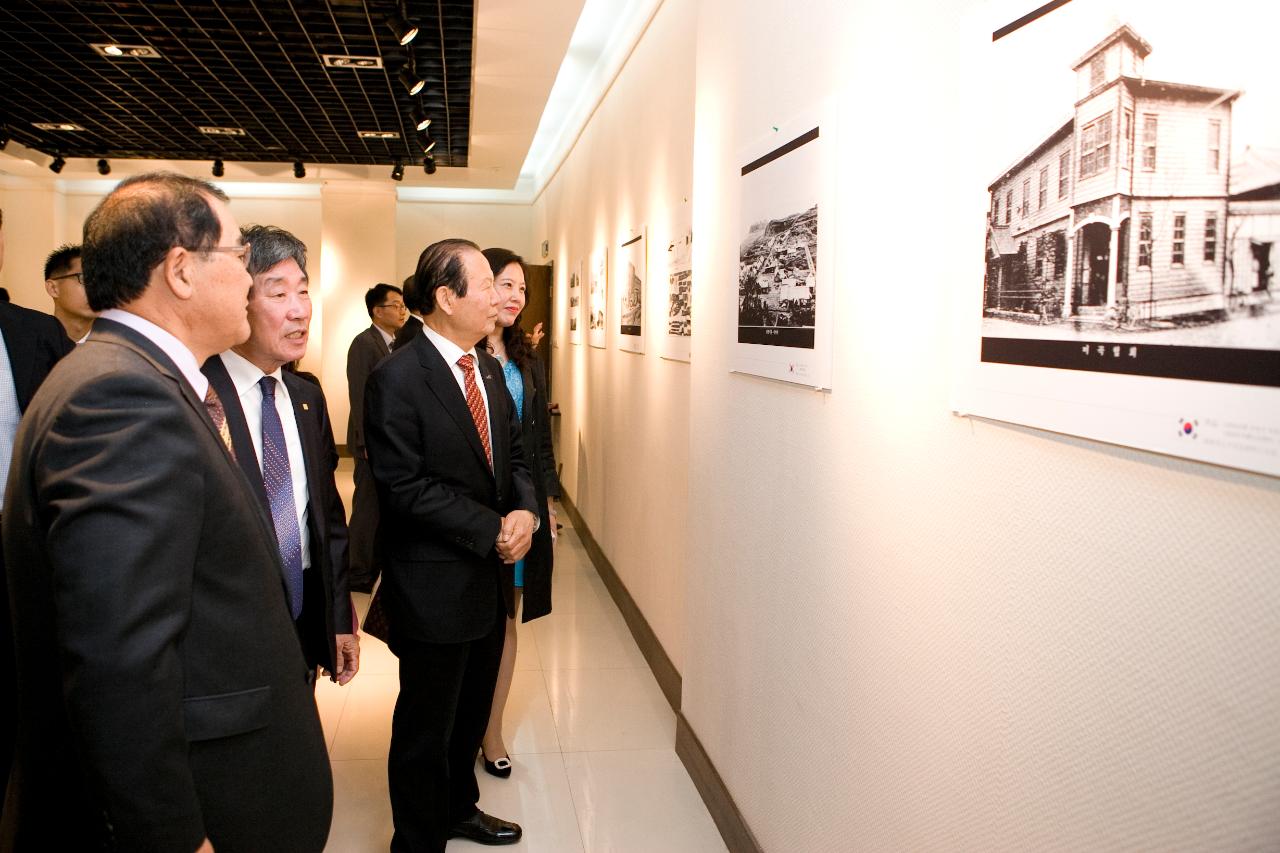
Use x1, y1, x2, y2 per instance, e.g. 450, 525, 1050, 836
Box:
686, 0, 1280, 850
533, 0, 696, 672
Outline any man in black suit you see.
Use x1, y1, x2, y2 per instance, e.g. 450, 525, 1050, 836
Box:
2, 174, 332, 851
366, 238, 539, 852
0, 208, 75, 815
345, 282, 406, 592
392, 272, 425, 351
203, 224, 358, 685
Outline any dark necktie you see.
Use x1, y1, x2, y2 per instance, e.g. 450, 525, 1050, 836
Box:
259, 376, 304, 619
203, 384, 235, 459
457, 354, 492, 467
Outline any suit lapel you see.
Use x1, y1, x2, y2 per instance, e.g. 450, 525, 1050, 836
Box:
370, 325, 391, 358
202, 355, 271, 511
0, 306, 37, 409
414, 335, 493, 475
283, 372, 324, 533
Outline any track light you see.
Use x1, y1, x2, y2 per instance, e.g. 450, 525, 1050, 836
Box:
96, 158, 110, 175
412, 105, 431, 133
293, 160, 306, 179
391, 160, 404, 181
0, 129, 9, 150
212, 158, 225, 178
423, 155, 436, 175
398, 58, 424, 96
49, 155, 66, 174
422, 138, 436, 156
386, 12, 419, 46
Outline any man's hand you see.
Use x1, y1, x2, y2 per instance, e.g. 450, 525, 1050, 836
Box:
529, 322, 545, 348
324, 633, 360, 686
548, 498, 558, 542
495, 509, 536, 563
195, 839, 214, 853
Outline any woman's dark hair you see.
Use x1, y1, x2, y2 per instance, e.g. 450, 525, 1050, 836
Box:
481, 247, 535, 370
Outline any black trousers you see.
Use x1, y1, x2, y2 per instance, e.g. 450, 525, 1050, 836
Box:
347, 458, 381, 589
388, 609, 505, 853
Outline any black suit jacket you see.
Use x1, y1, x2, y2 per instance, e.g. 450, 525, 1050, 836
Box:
364, 331, 538, 645
2, 319, 331, 851
0, 302, 74, 410
513, 355, 562, 622
203, 354, 352, 672
345, 324, 391, 453
392, 314, 424, 352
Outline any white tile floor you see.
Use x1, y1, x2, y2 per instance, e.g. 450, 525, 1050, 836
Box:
320, 464, 726, 852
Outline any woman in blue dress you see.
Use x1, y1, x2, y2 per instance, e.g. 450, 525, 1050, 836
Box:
477, 247, 561, 777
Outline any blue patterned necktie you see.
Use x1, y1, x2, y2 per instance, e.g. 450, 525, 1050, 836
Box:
259, 376, 304, 619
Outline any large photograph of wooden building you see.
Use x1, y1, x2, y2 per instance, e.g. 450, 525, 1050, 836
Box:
982, 21, 1279, 352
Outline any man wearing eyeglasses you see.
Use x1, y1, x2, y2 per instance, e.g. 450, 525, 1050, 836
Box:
2, 173, 333, 852
345, 282, 406, 593
43, 244, 98, 343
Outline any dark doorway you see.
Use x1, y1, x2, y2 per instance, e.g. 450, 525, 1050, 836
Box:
1251, 241, 1274, 294
522, 262, 554, 397
1077, 222, 1111, 307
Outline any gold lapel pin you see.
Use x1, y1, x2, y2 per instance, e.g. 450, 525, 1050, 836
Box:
302, 403, 310, 411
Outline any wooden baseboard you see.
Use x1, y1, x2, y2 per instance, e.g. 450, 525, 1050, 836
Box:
676, 714, 765, 853
557, 494, 681, 710
557, 493, 761, 853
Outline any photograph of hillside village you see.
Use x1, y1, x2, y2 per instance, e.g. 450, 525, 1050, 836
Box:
983, 22, 1279, 353
738, 204, 818, 347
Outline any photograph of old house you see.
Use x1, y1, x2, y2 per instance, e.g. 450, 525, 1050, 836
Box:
568, 264, 581, 342
589, 248, 607, 348
982, 22, 1279, 373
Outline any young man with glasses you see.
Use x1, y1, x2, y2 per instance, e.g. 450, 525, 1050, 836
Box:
345, 282, 406, 592
43, 244, 97, 343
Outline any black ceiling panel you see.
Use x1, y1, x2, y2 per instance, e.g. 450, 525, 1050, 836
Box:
0, 0, 473, 168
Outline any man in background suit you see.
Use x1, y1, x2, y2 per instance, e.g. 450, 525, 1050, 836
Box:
0, 208, 75, 816
2, 174, 332, 851
345, 282, 406, 592
393, 272, 425, 351
366, 239, 538, 851
203, 224, 358, 685
43, 244, 97, 343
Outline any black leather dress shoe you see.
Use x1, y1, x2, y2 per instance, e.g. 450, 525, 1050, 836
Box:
448, 811, 522, 845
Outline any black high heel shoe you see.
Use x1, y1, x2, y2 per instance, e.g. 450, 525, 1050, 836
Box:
481, 751, 513, 778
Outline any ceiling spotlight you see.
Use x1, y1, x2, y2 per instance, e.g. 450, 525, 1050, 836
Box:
96, 158, 110, 175
386, 12, 419, 46
391, 160, 405, 181
49, 155, 66, 174
398, 60, 424, 96
212, 158, 225, 178
293, 160, 306, 179
412, 105, 431, 133
423, 155, 436, 175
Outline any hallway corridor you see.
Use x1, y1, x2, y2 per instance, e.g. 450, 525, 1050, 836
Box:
319, 464, 725, 852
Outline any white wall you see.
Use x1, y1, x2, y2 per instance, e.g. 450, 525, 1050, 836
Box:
681, 0, 1280, 851
532, 0, 696, 671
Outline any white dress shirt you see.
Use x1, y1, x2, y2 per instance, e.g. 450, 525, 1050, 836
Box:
375, 325, 394, 349
421, 323, 491, 424
99, 308, 209, 399
219, 349, 312, 571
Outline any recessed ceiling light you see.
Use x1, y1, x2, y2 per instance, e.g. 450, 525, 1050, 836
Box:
91, 43, 160, 59
323, 55, 383, 69
33, 122, 86, 132
198, 126, 247, 137
358, 131, 401, 140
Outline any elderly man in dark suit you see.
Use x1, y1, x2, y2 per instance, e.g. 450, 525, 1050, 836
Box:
365, 238, 539, 852
203, 224, 358, 685
345, 282, 405, 592
1, 174, 332, 851
0, 208, 75, 814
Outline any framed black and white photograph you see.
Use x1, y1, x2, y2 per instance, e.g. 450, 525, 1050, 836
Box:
618, 229, 645, 354
732, 101, 835, 388
663, 222, 692, 363
954, 0, 1280, 477
568, 259, 582, 345
589, 246, 608, 349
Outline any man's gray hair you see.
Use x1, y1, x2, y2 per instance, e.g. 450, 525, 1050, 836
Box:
241, 224, 307, 278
